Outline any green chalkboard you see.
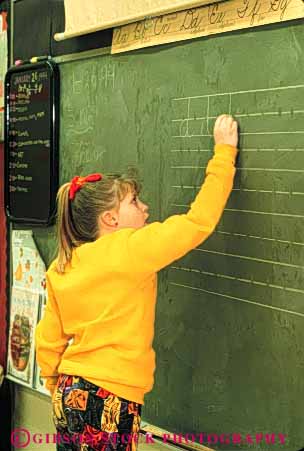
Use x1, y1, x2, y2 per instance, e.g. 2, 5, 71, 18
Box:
34, 22, 304, 451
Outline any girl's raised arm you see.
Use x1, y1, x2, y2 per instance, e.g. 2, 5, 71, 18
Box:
126, 115, 238, 274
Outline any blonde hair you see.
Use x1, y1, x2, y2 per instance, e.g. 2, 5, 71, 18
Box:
55, 168, 141, 274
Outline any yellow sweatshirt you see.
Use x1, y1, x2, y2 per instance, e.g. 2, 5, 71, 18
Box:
35, 144, 237, 404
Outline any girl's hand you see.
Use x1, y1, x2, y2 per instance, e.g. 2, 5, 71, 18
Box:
214, 114, 238, 148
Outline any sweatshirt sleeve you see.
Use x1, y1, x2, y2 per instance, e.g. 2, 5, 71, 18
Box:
126, 143, 237, 273
35, 275, 71, 395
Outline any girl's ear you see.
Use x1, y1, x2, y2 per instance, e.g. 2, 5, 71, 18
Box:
99, 210, 118, 228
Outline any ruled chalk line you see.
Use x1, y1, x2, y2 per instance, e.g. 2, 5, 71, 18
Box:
169, 282, 304, 318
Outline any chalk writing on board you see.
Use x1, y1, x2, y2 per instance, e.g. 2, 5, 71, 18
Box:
5, 61, 59, 224
9, 162, 28, 169
10, 112, 45, 122
69, 141, 106, 166
112, 0, 304, 53
10, 152, 25, 159
8, 69, 50, 196
17, 139, 50, 148
72, 64, 115, 94
169, 83, 304, 318
11, 130, 29, 138
65, 107, 94, 135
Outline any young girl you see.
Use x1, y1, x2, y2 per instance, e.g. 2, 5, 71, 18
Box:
35, 114, 238, 451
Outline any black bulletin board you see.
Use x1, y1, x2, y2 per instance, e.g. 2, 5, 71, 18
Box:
4, 60, 59, 225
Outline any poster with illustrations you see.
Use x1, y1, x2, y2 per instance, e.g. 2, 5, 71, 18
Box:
7, 287, 40, 386
7, 230, 48, 391
12, 230, 46, 293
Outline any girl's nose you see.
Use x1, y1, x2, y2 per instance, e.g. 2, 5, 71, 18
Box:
140, 201, 148, 212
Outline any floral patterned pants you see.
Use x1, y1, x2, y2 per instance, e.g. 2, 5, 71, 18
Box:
52, 375, 142, 451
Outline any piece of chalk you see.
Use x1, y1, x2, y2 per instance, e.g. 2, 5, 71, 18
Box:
30, 55, 50, 63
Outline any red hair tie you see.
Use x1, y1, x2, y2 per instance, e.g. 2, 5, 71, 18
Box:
69, 173, 102, 200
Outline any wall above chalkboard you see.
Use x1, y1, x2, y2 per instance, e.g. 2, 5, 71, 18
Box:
4, 60, 59, 226
54, 0, 222, 41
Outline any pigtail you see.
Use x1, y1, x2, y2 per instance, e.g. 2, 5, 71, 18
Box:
55, 183, 81, 274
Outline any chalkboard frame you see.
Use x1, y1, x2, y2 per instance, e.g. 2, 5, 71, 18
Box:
4, 60, 60, 226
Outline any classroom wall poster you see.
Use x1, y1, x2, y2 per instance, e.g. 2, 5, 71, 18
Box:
7, 230, 47, 391
112, 0, 304, 53
7, 287, 40, 386
12, 230, 46, 293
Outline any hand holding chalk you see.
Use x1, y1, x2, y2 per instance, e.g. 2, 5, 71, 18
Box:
214, 114, 238, 148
